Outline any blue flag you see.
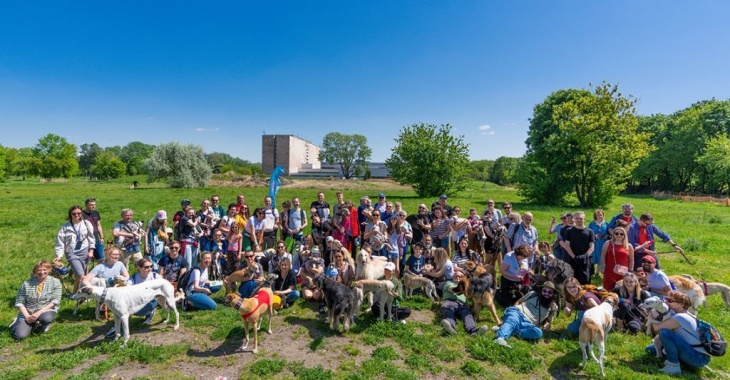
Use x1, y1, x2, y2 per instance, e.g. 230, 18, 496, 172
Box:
268, 165, 285, 208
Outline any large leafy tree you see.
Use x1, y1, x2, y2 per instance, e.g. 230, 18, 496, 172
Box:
78, 143, 103, 176
91, 151, 127, 180
519, 82, 651, 207
145, 142, 212, 188
119, 141, 155, 175
318, 132, 372, 179
206, 152, 262, 175
33, 133, 79, 180
490, 156, 522, 186
386, 123, 470, 197
696, 134, 730, 195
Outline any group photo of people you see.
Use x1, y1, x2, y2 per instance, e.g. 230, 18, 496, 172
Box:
11, 192, 724, 377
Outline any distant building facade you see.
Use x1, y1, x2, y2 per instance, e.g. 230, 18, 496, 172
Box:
262, 135, 321, 176
261, 134, 390, 178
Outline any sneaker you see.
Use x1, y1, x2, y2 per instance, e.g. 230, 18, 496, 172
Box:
143, 310, 155, 326
659, 361, 681, 375
400, 320, 407, 325
494, 337, 512, 348
8, 317, 18, 329
34, 323, 52, 334
471, 325, 489, 336
105, 325, 117, 339
491, 325, 501, 332
441, 319, 457, 335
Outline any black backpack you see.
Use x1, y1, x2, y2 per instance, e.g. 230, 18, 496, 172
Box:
684, 316, 727, 357
176, 266, 200, 294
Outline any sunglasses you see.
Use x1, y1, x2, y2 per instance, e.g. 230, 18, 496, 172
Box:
277, 246, 286, 249
141, 265, 153, 269
665, 299, 677, 304
614, 232, 625, 236
245, 255, 255, 258
542, 289, 554, 296
71, 212, 82, 216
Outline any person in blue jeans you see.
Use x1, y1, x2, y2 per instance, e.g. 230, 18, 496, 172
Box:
494, 281, 559, 348
185, 252, 222, 310
272, 257, 300, 308
562, 277, 600, 336
646, 291, 711, 375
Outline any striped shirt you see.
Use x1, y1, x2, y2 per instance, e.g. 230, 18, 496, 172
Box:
15, 276, 63, 315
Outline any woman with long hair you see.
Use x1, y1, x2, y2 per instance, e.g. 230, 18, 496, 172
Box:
145, 210, 168, 272
612, 272, 650, 333
55, 205, 96, 294
430, 206, 450, 250
562, 277, 600, 336
600, 226, 634, 290
452, 236, 481, 270
589, 209, 609, 278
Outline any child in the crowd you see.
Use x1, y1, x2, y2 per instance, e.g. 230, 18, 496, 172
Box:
405, 242, 426, 276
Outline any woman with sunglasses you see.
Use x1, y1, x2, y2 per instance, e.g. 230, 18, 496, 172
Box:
646, 291, 711, 375
158, 242, 188, 287
600, 226, 634, 290
55, 205, 96, 294
237, 251, 264, 299
243, 207, 266, 252
493, 281, 559, 348
612, 272, 650, 334
127, 258, 161, 325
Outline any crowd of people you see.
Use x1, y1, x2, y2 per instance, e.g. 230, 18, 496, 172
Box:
11, 192, 715, 376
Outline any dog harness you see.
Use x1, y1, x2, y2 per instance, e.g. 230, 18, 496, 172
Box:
239, 290, 271, 320
100, 288, 109, 304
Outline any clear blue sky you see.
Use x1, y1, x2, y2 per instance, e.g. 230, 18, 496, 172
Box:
2, 1, 729, 163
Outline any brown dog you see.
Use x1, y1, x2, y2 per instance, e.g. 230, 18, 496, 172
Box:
223, 265, 256, 294
669, 275, 705, 311
679, 274, 730, 308
464, 272, 501, 325
225, 288, 274, 354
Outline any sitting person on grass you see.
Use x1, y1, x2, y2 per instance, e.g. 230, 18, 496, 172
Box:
126, 258, 162, 326
11, 261, 63, 340
440, 268, 488, 336
185, 251, 222, 311
493, 281, 559, 348
612, 272, 650, 334
562, 277, 600, 336
272, 257, 300, 308
371, 262, 410, 323
236, 251, 265, 299
157, 242, 188, 288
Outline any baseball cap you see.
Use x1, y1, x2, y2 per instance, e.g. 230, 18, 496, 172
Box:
440, 194, 448, 199
181, 199, 191, 207
156, 210, 167, 220
325, 236, 334, 243
378, 193, 386, 198
642, 255, 657, 264
384, 262, 396, 271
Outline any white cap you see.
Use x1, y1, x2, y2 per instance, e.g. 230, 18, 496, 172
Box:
384, 262, 396, 271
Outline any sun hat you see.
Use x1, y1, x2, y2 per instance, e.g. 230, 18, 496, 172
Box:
542, 281, 558, 292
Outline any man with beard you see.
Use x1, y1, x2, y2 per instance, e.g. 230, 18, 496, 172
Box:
560, 211, 595, 285
493, 281, 559, 348
310, 213, 330, 253
431, 195, 453, 217
641, 255, 671, 298
407, 203, 432, 244
310, 192, 331, 222
608, 203, 638, 235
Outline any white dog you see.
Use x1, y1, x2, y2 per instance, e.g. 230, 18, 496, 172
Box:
352, 279, 395, 320
354, 250, 388, 307
80, 278, 181, 346
579, 293, 618, 377
640, 296, 672, 338
678, 274, 730, 308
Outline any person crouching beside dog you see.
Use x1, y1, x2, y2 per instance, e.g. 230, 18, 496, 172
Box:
646, 291, 711, 376
55, 205, 96, 294
237, 251, 265, 298
185, 252, 222, 310
11, 261, 63, 340
371, 262, 410, 323
157, 242, 188, 288
493, 281, 559, 348
272, 257, 300, 308
496, 245, 531, 307
440, 268, 488, 336
126, 258, 163, 326
612, 272, 650, 334
563, 277, 600, 336
82, 247, 130, 289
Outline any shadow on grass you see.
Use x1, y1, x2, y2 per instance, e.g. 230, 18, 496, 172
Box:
186, 325, 258, 358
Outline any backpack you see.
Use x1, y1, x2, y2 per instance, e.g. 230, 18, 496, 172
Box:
176, 266, 200, 294
685, 317, 727, 357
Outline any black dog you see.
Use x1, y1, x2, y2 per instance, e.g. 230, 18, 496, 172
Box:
531, 259, 573, 306
315, 274, 355, 332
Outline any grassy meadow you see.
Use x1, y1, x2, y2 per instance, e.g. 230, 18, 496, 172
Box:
0, 176, 728, 380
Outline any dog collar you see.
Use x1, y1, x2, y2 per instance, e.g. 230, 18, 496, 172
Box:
235, 297, 245, 310
656, 308, 670, 320
100, 288, 109, 304
700, 280, 709, 296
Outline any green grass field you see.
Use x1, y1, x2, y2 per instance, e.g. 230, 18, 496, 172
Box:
0, 177, 728, 379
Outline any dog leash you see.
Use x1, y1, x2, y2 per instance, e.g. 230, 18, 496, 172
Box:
659, 249, 710, 295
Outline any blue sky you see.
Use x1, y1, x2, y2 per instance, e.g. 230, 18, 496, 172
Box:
1, 1, 729, 163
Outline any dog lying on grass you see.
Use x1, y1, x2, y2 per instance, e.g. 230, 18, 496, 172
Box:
79, 279, 181, 346
224, 288, 274, 354
579, 292, 619, 377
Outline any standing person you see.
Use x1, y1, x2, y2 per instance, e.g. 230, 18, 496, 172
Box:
279, 200, 292, 241
646, 291, 712, 375
145, 210, 168, 272
480, 210, 501, 267
310, 192, 331, 222
11, 261, 63, 340
179, 207, 202, 268
560, 211, 595, 285
588, 209, 609, 278
608, 203, 638, 235
234, 194, 246, 213
210, 194, 226, 219
483, 199, 503, 228
628, 213, 683, 270
500, 202, 514, 227
504, 212, 539, 266
262, 196, 280, 250
196, 199, 218, 249
493, 281, 559, 348
550, 212, 573, 262
496, 245, 531, 307
225, 223, 243, 275
357, 196, 372, 241
449, 206, 470, 252
429, 206, 450, 250
346, 200, 360, 254
600, 226, 634, 291
375, 193, 387, 214
287, 198, 308, 243
310, 213, 328, 253
55, 205, 96, 294
331, 207, 351, 247
172, 199, 192, 241
380, 202, 396, 222
407, 203, 432, 244
364, 210, 389, 257
185, 251, 222, 311
82, 198, 105, 262
332, 191, 345, 217
431, 195, 453, 217
218, 203, 238, 238
112, 208, 145, 270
